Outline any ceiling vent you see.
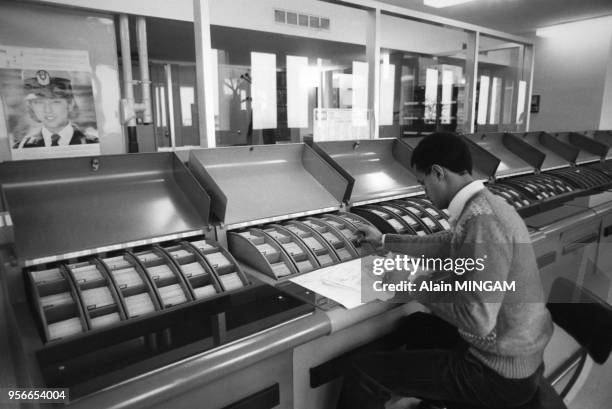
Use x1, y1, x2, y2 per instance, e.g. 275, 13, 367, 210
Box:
274, 9, 286, 23
274, 9, 331, 31
287, 12, 298, 25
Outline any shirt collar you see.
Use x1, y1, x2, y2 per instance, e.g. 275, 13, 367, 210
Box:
447, 180, 485, 226
42, 124, 74, 146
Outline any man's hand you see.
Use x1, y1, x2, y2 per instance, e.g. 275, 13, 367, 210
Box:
355, 223, 383, 248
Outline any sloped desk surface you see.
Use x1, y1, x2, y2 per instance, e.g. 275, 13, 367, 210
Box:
592, 130, 612, 161
553, 132, 604, 165
466, 133, 533, 178
189, 144, 346, 228
518, 132, 574, 171
315, 139, 422, 205
0, 153, 210, 265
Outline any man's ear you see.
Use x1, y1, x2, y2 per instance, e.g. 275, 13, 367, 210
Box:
431, 164, 445, 180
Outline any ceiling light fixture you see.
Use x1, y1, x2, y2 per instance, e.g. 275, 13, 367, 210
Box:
424, 0, 476, 8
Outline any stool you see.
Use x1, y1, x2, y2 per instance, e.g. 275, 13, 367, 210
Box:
445, 277, 612, 409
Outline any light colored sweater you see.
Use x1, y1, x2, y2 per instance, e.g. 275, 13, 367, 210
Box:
384, 188, 553, 379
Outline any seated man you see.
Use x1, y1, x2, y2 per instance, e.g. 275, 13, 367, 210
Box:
337, 132, 553, 409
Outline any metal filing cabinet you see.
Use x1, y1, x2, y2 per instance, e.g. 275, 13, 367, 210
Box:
295, 139, 447, 407
186, 143, 380, 310
564, 191, 612, 302
148, 350, 294, 409
525, 207, 601, 299
186, 142, 413, 409
0, 153, 313, 408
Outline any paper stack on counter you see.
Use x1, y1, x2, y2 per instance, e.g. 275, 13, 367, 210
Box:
289, 259, 364, 309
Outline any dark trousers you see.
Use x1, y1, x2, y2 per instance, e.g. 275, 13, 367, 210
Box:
336, 312, 542, 409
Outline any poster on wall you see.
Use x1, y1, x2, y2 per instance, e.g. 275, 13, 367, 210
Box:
0, 45, 100, 160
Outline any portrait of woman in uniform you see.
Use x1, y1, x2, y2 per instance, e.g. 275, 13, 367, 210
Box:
15, 69, 98, 148
0, 66, 99, 157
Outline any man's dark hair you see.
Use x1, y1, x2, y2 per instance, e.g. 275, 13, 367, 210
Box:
410, 132, 473, 175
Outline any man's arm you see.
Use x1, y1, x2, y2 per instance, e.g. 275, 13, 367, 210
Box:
406, 215, 511, 337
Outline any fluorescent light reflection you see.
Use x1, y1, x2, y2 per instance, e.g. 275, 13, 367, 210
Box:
424, 0, 476, 8
516, 81, 527, 124
489, 77, 501, 125
251, 52, 277, 129
477, 75, 490, 125
424, 68, 438, 122
441, 70, 453, 124
207, 159, 288, 169
286, 55, 309, 128
380, 56, 395, 126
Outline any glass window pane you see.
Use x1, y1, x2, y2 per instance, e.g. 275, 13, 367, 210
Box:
212, 46, 251, 145
150, 63, 171, 148
379, 13, 470, 138
139, 18, 202, 149
211, 25, 366, 145
476, 35, 530, 132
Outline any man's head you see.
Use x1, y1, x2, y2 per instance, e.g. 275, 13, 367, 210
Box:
24, 70, 76, 133
410, 132, 474, 209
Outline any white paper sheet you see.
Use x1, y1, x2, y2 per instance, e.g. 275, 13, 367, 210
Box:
289, 259, 365, 309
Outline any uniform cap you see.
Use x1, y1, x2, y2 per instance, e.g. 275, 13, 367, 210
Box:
24, 70, 73, 100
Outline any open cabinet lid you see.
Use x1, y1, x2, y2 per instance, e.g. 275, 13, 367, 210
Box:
551, 132, 609, 165
188, 143, 349, 229
592, 130, 612, 160
514, 132, 578, 171
0, 152, 211, 266
312, 138, 423, 206
465, 132, 544, 179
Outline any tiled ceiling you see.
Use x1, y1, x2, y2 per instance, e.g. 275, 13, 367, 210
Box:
372, 0, 612, 34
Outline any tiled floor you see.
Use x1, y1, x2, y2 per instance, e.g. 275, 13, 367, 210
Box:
569, 358, 612, 409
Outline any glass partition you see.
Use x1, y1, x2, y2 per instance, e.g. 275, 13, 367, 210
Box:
379, 14, 471, 138
211, 25, 367, 146
117, 17, 201, 150
475, 35, 530, 133
149, 62, 200, 148
146, 7, 533, 148
144, 4, 534, 148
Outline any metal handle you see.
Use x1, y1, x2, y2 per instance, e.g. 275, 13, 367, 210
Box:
562, 233, 599, 254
